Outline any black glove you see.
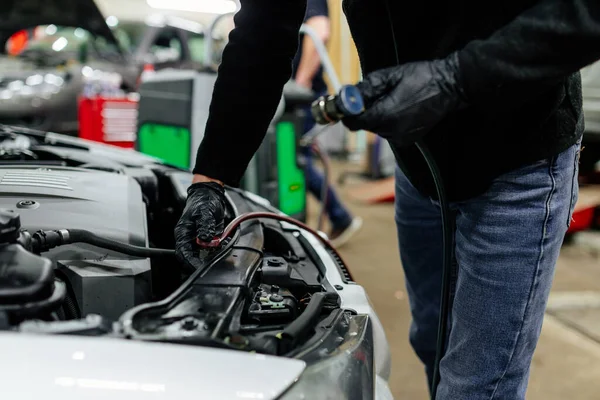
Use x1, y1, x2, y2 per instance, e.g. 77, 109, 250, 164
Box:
343, 52, 469, 146
174, 182, 226, 271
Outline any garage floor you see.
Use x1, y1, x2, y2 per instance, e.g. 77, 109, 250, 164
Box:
307, 160, 600, 399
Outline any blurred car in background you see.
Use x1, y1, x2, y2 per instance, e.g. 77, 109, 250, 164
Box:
581, 61, 600, 176
0, 0, 231, 135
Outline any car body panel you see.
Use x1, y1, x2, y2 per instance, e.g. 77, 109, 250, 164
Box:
299, 224, 393, 381
0, 331, 306, 400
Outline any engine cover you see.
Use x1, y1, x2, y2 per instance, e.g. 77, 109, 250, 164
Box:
0, 166, 152, 320
0, 166, 147, 244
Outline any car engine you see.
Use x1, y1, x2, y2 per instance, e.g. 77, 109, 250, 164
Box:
0, 166, 151, 321
0, 125, 360, 361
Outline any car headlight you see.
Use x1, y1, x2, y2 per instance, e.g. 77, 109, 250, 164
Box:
0, 73, 64, 102
279, 313, 375, 400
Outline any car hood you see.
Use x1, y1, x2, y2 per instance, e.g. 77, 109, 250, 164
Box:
0, 0, 120, 50
0, 331, 305, 400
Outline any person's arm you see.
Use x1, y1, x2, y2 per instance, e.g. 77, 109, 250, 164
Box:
459, 0, 600, 104
343, 0, 600, 142
193, 0, 307, 186
295, 15, 331, 88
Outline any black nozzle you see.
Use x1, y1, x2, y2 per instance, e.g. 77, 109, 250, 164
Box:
311, 85, 365, 125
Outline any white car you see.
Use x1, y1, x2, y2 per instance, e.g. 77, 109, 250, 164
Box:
0, 124, 393, 400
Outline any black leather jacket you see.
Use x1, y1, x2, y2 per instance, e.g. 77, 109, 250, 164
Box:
194, 0, 600, 201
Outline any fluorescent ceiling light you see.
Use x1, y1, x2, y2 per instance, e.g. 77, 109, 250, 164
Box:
147, 0, 237, 14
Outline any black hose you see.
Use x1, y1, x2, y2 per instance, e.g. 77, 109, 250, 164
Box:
65, 230, 175, 258
280, 292, 327, 352
416, 141, 454, 397
380, 0, 455, 395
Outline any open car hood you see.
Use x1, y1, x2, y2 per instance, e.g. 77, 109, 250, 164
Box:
0, 0, 120, 49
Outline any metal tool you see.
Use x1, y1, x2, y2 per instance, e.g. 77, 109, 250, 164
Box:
311, 85, 365, 125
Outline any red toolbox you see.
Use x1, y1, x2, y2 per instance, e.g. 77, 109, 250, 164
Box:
566, 186, 600, 234
78, 96, 138, 149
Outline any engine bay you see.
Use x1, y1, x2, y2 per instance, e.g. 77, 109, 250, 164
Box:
0, 125, 354, 357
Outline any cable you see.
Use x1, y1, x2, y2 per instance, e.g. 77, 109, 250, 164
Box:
382, 0, 455, 397
198, 211, 354, 282
120, 227, 240, 340
415, 142, 454, 396
32, 229, 175, 258
67, 230, 175, 257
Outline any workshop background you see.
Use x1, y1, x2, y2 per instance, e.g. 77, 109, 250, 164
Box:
2, 0, 600, 398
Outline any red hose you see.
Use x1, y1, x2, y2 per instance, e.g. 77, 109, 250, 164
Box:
196, 211, 353, 281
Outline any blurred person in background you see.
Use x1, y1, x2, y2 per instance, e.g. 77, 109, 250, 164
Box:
293, 0, 362, 247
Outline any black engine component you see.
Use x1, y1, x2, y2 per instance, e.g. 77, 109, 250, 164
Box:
247, 284, 298, 324
0, 209, 65, 321
0, 128, 347, 358
0, 166, 155, 319
31, 228, 175, 258
261, 256, 321, 293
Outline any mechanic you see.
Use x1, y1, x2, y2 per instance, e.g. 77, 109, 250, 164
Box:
175, 1, 600, 398
293, 0, 362, 248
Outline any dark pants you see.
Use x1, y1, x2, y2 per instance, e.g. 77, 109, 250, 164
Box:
301, 99, 352, 231
395, 141, 581, 399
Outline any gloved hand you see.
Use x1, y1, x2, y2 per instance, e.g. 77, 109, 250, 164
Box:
174, 182, 226, 271
342, 52, 469, 146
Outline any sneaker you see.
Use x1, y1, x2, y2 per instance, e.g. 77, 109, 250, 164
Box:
330, 217, 363, 248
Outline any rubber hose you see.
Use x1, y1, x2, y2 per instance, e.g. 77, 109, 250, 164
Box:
66, 229, 175, 258
380, 0, 455, 396
281, 292, 326, 348
416, 141, 454, 397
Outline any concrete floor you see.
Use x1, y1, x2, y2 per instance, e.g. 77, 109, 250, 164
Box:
309, 161, 600, 399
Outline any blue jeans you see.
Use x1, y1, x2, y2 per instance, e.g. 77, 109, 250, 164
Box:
395, 142, 581, 399
301, 99, 353, 231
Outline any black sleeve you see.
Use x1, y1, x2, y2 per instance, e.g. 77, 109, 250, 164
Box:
458, 0, 600, 103
193, 0, 307, 186
306, 0, 329, 20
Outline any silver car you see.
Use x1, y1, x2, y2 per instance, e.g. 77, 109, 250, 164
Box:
0, 124, 393, 400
